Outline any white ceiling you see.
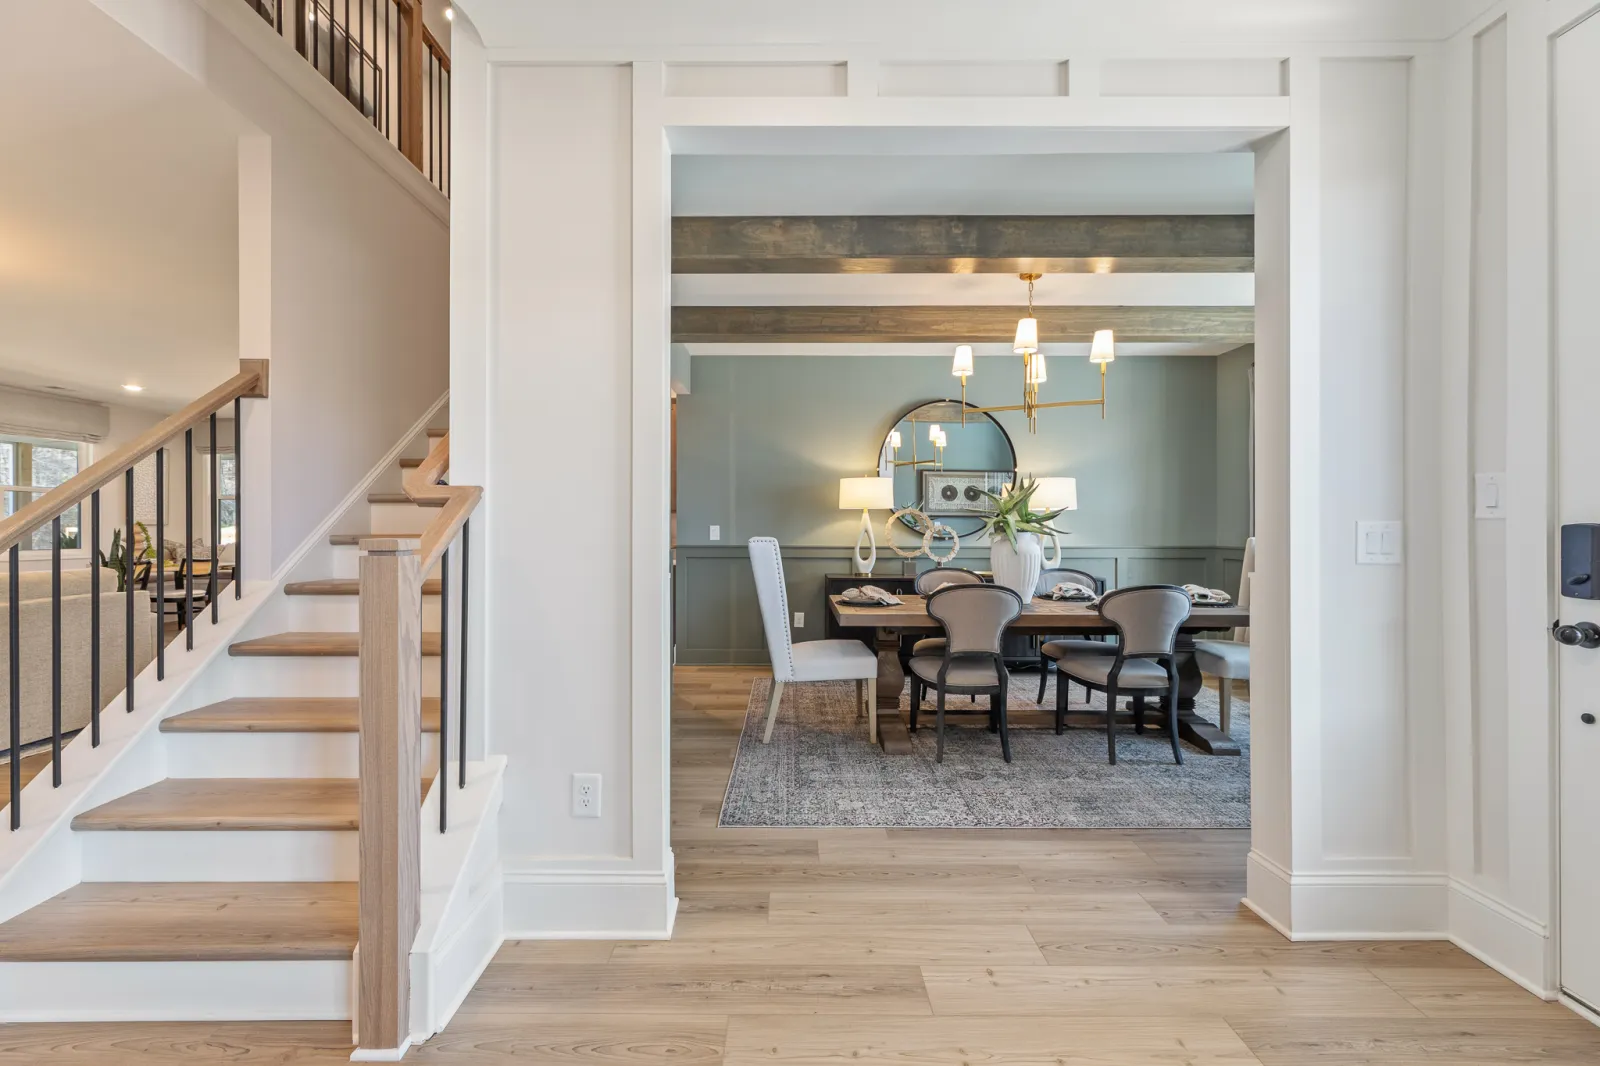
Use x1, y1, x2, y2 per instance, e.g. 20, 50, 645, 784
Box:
673, 153, 1255, 216
463, 1, 1497, 50
0, 1, 246, 412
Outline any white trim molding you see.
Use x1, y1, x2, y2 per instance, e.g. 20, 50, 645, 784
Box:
502, 865, 678, 940
1245, 851, 1451, 940
1448, 877, 1556, 1000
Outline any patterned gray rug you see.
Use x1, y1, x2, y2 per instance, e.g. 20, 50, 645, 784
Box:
719, 675, 1250, 829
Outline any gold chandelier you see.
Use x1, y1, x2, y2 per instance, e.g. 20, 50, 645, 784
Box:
953, 273, 1116, 433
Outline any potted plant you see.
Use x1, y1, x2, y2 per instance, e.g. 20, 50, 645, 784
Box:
980, 477, 1068, 604
98, 523, 154, 593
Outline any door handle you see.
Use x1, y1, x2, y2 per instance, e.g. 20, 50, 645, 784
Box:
1552, 620, 1600, 649
1583, 713, 1596, 725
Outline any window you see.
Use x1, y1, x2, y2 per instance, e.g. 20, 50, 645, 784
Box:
0, 438, 83, 550
219, 452, 237, 546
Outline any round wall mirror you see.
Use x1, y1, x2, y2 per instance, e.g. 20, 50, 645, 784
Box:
877, 400, 1017, 539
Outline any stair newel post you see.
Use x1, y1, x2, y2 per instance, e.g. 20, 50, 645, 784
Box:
356, 535, 423, 1056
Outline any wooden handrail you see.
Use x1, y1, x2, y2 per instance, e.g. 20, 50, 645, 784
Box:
421, 23, 450, 74
397, 431, 480, 573
0, 361, 268, 557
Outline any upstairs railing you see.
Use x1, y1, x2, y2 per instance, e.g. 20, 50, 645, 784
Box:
2, 363, 269, 830
243, 0, 450, 196
356, 429, 479, 1056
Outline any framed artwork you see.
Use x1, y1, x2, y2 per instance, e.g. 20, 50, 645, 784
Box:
919, 469, 1012, 518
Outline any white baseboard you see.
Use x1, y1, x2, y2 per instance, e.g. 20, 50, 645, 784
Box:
1243, 850, 1448, 940
502, 866, 678, 939
1564, 993, 1600, 1028
1447, 878, 1556, 999
0, 959, 350, 1022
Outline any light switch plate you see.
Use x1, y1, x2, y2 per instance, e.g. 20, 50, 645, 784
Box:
793, 612, 805, 629
1356, 520, 1404, 565
1475, 473, 1506, 518
709, 525, 721, 541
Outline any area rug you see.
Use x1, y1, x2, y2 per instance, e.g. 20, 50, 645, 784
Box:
718, 675, 1250, 829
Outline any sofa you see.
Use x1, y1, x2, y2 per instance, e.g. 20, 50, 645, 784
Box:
0, 567, 158, 749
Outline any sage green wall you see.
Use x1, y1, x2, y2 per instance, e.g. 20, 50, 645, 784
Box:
677, 354, 1238, 549
674, 354, 1252, 663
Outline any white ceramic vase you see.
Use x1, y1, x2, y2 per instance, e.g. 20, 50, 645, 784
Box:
990, 531, 1044, 604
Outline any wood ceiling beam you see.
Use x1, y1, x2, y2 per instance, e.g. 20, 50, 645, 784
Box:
671, 305, 1255, 344
672, 215, 1254, 274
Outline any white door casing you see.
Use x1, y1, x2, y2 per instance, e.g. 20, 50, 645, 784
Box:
1553, 5, 1600, 1016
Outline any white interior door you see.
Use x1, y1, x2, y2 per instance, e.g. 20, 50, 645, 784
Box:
1555, 7, 1600, 1017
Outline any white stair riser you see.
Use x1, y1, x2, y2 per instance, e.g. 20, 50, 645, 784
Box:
278, 597, 442, 630
329, 545, 444, 580
164, 732, 442, 779
0, 959, 351, 1022
222, 657, 442, 697
79, 831, 358, 882
369, 502, 431, 534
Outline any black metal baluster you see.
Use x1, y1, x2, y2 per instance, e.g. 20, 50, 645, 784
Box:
384, 0, 390, 139
9, 545, 20, 829
125, 468, 134, 712
210, 413, 220, 624
439, 544, 450, 832
185, 430, 193, 650
156, 449, 166, 678
50, 517, 61, 785
312, 0, 319, 72
357, 0, 365, 122
91, 491, 100, 746
346, 0, 355, 104
429, 53, 436, 184
458, 518, 469, 789
235, 397, 243, 599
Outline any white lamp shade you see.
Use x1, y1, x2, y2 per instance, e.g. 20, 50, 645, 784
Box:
1013, 316, 1039, 355
1033, 476, 1078, 512
928, 423, 941, 443
951, 344, 974, 377
934, 429, 948, 447
1025, 351, 1047, 385
1090, 328, 1116, 364
839, 476, 895, 511
889, 430, 902, 449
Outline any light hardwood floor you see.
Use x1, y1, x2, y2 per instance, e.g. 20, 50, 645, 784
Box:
2, 664, 1597, 1062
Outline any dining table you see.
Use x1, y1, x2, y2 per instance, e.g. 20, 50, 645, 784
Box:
829, 593, 1250, 757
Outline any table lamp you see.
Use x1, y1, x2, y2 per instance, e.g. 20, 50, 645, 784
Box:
839, 476, 895, 576
1032, 477, 1077, 567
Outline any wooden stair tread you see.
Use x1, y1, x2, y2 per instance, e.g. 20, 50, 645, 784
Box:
72, 778, 362, 831
367, 492, 416, 505
229, 632, 442, 657
400, 456, 424, 468
328, 533, 364, 546
285, 578, 443, 596
163, 697, 442, 734
0, 882, 356, 962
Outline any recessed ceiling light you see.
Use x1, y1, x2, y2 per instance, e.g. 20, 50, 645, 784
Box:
122, 384, 144, 392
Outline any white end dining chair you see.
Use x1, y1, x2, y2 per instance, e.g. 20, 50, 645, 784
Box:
748, 537, 880, 743
1192, 537, 1254, 734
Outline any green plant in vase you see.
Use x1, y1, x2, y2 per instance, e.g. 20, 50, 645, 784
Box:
979, 476, 1068, 604
97, 523, 154, 593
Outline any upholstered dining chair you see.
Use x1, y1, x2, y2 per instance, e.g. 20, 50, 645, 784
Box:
1056, 585, 1192, 765
1193, 537, 1255, 734
1033, 566, 1114, 704
748, 537, 880, 743
906, 566, 984, 718
907, 583, 1024, 763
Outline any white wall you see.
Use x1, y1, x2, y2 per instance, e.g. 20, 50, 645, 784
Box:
1435, 0, 1586, 1000
94, 0, 450, 578
451, 1, 1573, 991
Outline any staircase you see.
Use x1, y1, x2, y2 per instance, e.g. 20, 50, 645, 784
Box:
0, 423, 464, 1028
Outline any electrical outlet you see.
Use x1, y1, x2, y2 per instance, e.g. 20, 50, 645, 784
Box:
793, 611, 805, 628
709, 525, 721, 541
572, 773, 602, 818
